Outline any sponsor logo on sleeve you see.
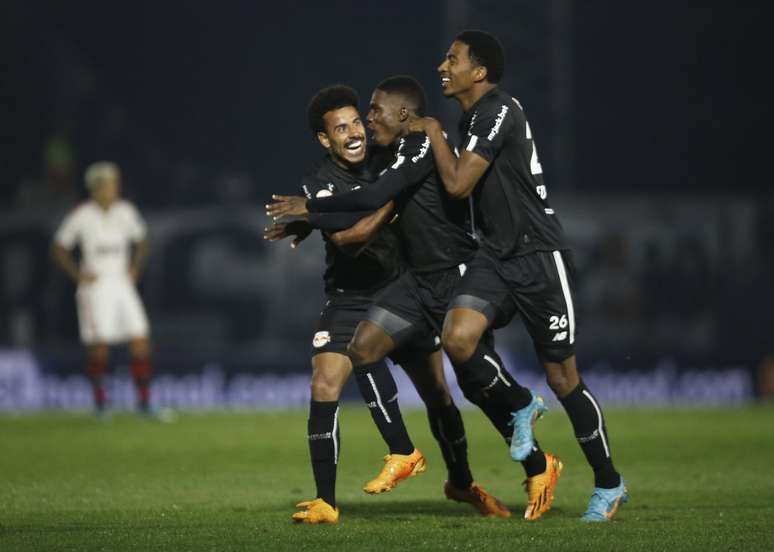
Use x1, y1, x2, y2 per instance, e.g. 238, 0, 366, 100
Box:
487, 105, 509, 140
467, 112, 478, 135
411, 136, 431, 163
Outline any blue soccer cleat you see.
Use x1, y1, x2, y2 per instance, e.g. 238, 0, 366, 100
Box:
581, 478, 629, 522
508, 392, 547, 461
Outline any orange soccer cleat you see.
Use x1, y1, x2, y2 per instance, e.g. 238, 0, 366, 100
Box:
291, 498, 339, 524
444, 481, 512, 518
362, 448, 426, 494
523, 452, 563, 520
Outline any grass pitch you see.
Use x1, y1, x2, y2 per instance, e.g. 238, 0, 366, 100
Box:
2, 405, 773, 551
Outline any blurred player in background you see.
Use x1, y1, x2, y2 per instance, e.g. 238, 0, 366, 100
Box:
51, 162, 154, 419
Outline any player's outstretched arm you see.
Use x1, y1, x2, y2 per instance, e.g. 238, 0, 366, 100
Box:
308, 210, 379, 232
409, 117, 490, 199
266, 195, 310, 220
329, 201, 395, 255
269, 171, 407, 219
263, 220, 314, 249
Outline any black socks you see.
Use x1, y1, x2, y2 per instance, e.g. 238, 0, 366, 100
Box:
452, 344, 532, 438
308, 400, 340, 507
354, 361, 415, 455
426, 402, 473, 489
559, 382, 620, 488
452, 344, 547, 477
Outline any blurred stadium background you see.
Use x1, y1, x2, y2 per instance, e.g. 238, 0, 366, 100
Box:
1, 0, 772, 411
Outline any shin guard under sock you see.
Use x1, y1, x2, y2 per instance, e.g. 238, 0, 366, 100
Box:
559, 382, 620, 488
354, 361, 414, 455
453, 344, 532, 438
308, 400, 340, 507
427, 402, 473, 489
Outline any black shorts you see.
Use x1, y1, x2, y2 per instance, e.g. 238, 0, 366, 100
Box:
311, 293, 438, 364
367, 264, 466, 349
449, 248, 578, 362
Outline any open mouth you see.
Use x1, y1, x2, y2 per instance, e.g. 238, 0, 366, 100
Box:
440, 76, 451, 88
345, 140, 364, 154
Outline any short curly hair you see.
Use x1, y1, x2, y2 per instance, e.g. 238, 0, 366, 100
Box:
307, 85, 360, 135
456, 30, 505, 84
375, 75, 427, 117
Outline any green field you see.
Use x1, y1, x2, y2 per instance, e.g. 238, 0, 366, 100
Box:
2, 406, 773, 551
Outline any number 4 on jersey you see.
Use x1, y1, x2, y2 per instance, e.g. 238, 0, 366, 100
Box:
512, 97, 546, 199
525, 120, 543, 176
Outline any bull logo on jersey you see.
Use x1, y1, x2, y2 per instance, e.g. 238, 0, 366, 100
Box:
313, 331, 331, 348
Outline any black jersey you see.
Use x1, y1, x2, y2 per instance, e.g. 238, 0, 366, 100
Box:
306, 132, 477, 273
387, 133, 477, 272
305, 156, 400, 295
459, 87, 567, 259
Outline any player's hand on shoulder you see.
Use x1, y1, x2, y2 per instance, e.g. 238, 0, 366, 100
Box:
264, 220, 313, 249
408, 116, 441, 135
265, 195, 309, 221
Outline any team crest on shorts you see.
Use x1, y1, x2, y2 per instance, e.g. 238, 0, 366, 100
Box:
313, 331, 331, 348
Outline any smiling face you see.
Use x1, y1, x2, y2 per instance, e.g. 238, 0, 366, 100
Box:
318, 106, 367, 168
438, 40, 485, 99
366, 89, 405, 147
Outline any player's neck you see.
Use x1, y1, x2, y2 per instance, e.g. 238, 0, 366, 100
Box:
458, 82, 496, 112
94, 199, 115, 211
330, 154, 363, 173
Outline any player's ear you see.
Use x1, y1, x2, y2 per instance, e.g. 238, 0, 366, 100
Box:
473, 65, 487, 83
317, 131, 331, 150
399, 106, 409, 122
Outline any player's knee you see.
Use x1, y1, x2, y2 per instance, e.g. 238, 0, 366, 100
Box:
310, 372, 342, 402
88, 345, 109, 363
347, 324, 390, 367
540, 349, 578, 397
346, 337, 377, 367
441, 324, 479, 364
129, 339, 151, 360
545, 371, 573, 397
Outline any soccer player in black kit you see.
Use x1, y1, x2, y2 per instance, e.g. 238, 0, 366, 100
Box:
268, 76, 561, 520
266, 85, 509, 523
409, 30, 629, 522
